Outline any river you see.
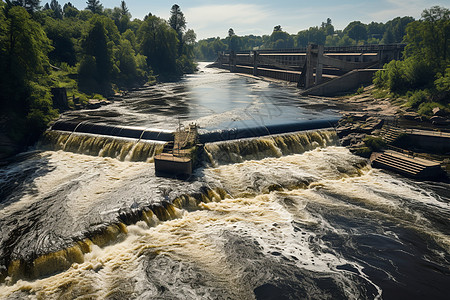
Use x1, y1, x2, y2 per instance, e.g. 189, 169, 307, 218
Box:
0, 64, 448, 299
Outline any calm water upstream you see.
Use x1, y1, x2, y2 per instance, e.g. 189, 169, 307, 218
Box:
0, 64, 448, 299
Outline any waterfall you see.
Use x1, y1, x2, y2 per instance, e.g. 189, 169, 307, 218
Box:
204, 129, 338, 165
38, 131, 165, 162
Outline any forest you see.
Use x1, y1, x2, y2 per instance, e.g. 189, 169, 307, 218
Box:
0, 0, 196, 156
194, 16, 415, 61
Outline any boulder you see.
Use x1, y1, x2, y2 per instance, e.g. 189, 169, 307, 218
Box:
403, 112, 419, 120
87, 99, 101, 109
433, 107, 448, 117
430, 116, 449, 125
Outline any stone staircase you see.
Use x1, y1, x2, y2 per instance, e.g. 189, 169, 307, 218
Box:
371, 150, 443, 179
380, 126, 402, 144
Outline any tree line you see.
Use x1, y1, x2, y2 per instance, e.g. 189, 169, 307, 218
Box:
195, 16, 415, 61
374, 6, 449, 116
0, 0, 196, 153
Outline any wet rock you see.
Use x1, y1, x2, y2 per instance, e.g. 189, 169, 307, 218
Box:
430, 116, 449, 125
336, 125, 352, 137
403, 112, 419, 120
354, 113, 369, 121
433, 107, 448, 117
87, 100, 101, 109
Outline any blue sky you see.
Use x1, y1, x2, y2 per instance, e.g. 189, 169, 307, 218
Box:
67, 1, 448, 39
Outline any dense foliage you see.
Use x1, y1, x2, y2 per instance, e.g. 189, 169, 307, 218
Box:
374, 6, 449, 115
0, 0, 197, 155
195, 16, 415, 60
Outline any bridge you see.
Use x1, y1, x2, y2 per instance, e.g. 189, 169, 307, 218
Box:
209, 44, 405, 96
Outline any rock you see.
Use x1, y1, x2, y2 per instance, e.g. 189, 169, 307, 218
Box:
340, 136, 352, 146
351, 113, 368, 121
87, 99, 101, 109
430, 116, 449, 125
352, 141, 366, 148
100, 100, 111, 106
403, 112, 419, 120
433, 107, 448, 117
336, 125, 352, 137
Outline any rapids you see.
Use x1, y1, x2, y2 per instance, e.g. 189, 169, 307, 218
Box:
0, 64, 448, 299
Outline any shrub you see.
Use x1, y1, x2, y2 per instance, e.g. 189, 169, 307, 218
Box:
406, 89, 430, 109
364, 136, 386, 152
418, 102, 445, 116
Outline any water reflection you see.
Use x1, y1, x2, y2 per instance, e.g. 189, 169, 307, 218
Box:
60, 63, 338, 131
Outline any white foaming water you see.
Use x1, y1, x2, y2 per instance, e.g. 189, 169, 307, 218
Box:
0, 146, 448, 299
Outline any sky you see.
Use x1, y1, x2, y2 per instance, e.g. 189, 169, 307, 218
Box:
67, 0, 448, 40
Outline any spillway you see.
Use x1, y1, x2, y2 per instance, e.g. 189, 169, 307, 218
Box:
0, 63, 448, 299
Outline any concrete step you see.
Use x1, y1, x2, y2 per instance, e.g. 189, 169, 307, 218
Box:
375, 155, 423, 173
378, 153, 431, 170
371, 150, 442, 179
373, 159, 419, 176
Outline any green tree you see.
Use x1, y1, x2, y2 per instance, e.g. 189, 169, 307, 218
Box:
113, 38, 147, 87
7, 0, 40, 13
321, 18, 334, 36
63, 2, 79, 18
0, 5, 57, 146
296, 26, 326, 47
86, 0, 102, 14
169, 4, 186, 35
266, 27, 293, 49
404, 6, 449, 74
384, 16, 415, 43
78, 15, 116, 93
138, 15, 179, 75
44, 17, 77, 65
344, 21, 367, 41
50, 0, 62, 19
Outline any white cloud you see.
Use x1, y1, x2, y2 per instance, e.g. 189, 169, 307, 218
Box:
368, 0, 445, 20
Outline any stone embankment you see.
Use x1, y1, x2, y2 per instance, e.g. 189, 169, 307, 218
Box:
333, 87, 449, 180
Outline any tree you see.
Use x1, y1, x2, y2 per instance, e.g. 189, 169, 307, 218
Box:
321, 18, 334, 36
44, 17, 77, 65
120, 1, 129, 17
63, 2, 78, 18
228, 28, 235, 37
0, 5, 56, 144
344, 21, 368, 41
296, 26, 326, 47
50, 0, 62, 19
7, 0, 40, 13
86, 0, 103, 14
404, 6, 449, 74
184, 29, 196, 45
169, 4, 186, 35
138, 15, 179, 75
384, 16, 415, 43
267, 27, 293, 49
78, 15, 115, 93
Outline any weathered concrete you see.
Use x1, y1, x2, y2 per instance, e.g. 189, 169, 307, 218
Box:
301, 69, 380, 96
210, 45, 404, 96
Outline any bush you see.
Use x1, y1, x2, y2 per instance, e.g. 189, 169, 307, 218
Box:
364, 136, 386, 152
406, 89, 430, 109
418, 102, 445, 116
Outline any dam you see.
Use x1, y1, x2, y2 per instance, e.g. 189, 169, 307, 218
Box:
0, 63, 448, 299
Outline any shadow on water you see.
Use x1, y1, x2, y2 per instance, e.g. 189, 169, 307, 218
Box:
0, 152, 53, 208
302, 195, 450, 300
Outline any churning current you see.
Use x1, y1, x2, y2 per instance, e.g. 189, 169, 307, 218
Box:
0, 64, 449, 299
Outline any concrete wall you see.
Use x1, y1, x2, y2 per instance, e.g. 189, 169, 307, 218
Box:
301, 69, 379, 96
